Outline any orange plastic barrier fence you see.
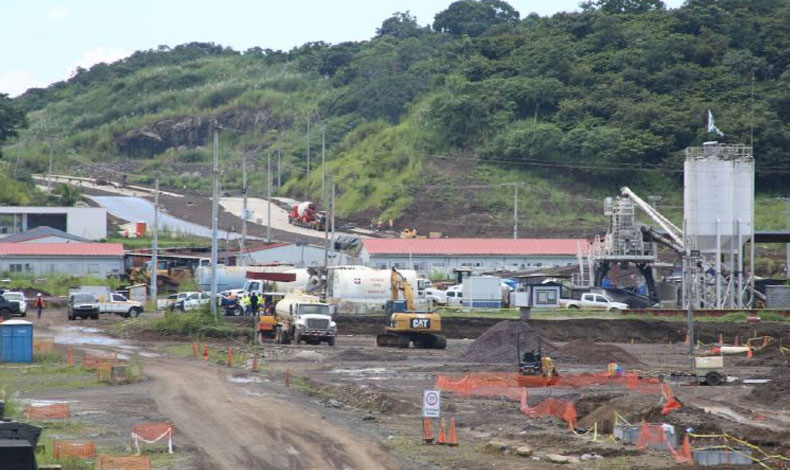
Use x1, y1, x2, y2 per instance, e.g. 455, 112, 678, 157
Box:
53, 440, 95, 459
33, 338, 55, 354
84, 353, 117, 370
132, 422, 173, 454
95, 455, 151, 470
635, 423, 692, 464
97, 363, 114, 382
519, 388, 577, 429
24, 403, 70, 420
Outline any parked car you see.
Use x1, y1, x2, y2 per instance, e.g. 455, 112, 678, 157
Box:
68, 293, 100, 320
559, 293, 629, 312
166, 291, 211, 312
0, 293, 22, 320
2, 291, 27, 317
423, 287, 447, 306
445, 287, 463, 307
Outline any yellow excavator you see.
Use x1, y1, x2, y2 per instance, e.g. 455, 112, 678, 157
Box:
376, 268, 447, 349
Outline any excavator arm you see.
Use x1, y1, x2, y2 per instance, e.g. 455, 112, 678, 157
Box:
391, 267, 416, 311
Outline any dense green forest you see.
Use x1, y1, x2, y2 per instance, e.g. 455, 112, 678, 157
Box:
3, 0, 790, 236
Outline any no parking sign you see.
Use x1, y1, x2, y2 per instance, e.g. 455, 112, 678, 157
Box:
423, 390, 441, 418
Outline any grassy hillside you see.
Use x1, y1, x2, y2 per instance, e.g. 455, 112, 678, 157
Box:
4, 0, 790, 236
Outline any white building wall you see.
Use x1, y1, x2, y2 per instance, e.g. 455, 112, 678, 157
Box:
66, 208, 107, 240
247, 244, 349, 268
0, 256, 123, 278
0, 207, 107, 240
364, 254, 577, 276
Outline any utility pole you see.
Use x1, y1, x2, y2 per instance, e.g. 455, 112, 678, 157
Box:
513, 184, 518, 239
240, 153, 248, 266
331, 182, 336, 243
150, 175, 159, 305
321, 128, 326, 206
306, 115, 311, 179
277, 145, 281, 188
267, 151, 272, 243
324, 175, 329, 270
683, 219, 695, 374
210, 121, 219, 320
46, 140, 54, 192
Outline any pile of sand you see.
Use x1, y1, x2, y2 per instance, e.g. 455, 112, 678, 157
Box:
750, 366, 790, 407
558, 339, 641, 366
461, 320, 556, 364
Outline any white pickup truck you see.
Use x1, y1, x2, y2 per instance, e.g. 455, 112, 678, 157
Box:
559, 293, 628, 312
69, 287, 143, 317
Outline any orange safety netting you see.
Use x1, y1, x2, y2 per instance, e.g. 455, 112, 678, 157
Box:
519, 388, 577, 429
24, 403, 70, 420
635, 422, 692, 464
84, 353, 117, 370
52, 440, 95, 459
33, 338, 54, 354
436, 371, 681, 415
95, 455, 151, 470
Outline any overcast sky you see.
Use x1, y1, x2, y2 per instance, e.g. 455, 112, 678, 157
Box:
0, 0, 685, 97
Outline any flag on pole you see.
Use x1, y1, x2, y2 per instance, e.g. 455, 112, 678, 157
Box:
707, 110, 725, 137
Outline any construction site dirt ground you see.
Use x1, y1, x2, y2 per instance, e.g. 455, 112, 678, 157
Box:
11, 310, 790, 469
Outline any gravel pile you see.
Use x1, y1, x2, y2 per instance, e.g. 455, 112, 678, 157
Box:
461, 320, 556, 364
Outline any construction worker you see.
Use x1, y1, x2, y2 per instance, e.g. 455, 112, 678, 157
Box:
241, 295, 251, 315
250, 292, 259, 316
34, 293, 45, 319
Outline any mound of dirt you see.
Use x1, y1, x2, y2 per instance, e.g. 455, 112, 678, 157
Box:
558, 339, 641, 366
576, 393, 660, 433
461, 320, 556, 364
333, 347, 406, 362
750, 366, 790, 407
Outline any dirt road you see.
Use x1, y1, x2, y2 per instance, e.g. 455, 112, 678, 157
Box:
145, 356, 407, 470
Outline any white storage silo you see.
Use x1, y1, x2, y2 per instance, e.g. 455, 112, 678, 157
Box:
683, 142, 753, 255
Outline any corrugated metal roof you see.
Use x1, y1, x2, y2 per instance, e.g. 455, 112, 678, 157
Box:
1, 226, 89, 243
0, 243, 124, 257
362, 238, 589, 256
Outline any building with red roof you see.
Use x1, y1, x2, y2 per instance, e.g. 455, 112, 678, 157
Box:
0, 242, 124, 278
360, 238, 589, 276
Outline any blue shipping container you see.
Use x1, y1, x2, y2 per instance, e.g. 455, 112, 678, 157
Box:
0, 319, 34, 363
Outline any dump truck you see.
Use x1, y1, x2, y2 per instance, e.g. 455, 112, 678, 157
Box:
272, 294, 336, 346
288, 201, 327, 231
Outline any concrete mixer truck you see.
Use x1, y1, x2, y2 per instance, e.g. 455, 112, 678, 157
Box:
288, 201, 327, 231
272, 294, 336, 345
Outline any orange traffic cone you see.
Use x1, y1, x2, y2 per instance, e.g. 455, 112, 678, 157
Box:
678, 434, 692, 462
192, 342, 198, 357
203, 344, 209, 361
66, 347, 74, 367
747, 346, 753, 359
733, 335, 740, 346
437, 418, 446, 445
447, 416, 458, 446
251, 353, 259, 372
227, 346, 233, 367
423, 418, 434, 444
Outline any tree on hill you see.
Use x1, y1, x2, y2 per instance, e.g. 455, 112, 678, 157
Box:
0, 93, 27, 158
581, 0, 666, 13
433, 0, 519, 36
377, 12, 425, 39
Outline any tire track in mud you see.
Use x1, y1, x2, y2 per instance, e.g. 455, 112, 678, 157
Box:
145, 357, 407, 470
